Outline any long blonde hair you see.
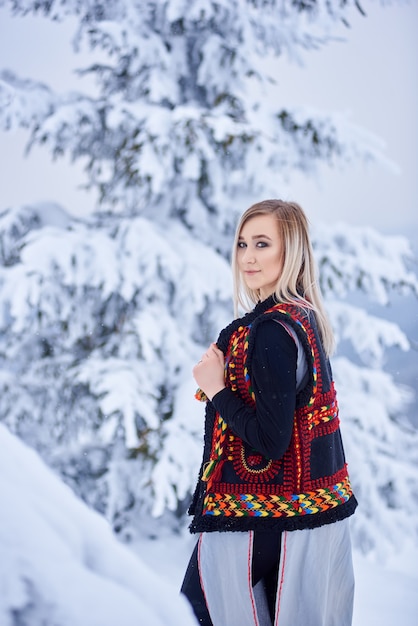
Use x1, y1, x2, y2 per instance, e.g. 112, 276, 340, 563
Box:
231, 199, 335, 356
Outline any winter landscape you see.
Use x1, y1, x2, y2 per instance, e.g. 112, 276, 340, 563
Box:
0, 1, 417, 625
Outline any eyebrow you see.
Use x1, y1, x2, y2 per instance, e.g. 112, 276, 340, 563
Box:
238, 234, 273, 241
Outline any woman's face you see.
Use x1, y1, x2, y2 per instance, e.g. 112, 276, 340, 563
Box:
237, 213, 283, 300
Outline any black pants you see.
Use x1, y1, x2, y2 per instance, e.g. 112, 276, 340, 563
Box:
181, 531, 282, 625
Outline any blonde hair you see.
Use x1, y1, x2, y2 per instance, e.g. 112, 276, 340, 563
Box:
231, 199, 335, 356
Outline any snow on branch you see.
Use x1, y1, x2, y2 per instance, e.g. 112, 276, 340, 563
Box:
1, 0, 368, 59
328, 300, 409, 367
334, 356, 418, 556
150, 374, 205, 517
0, 70, 55, 131
313, 222, 418, 303
74, 356, 161, 448
0, 203, 231, 485
334, 357, 413, 434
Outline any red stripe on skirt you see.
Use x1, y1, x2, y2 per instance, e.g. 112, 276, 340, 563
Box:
248, 531, 260, 625
275, 531, 287, 625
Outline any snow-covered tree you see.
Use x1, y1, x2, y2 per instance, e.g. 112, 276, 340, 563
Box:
0, 0, 417, 558
0, 202, 231, 535
0, 0, 391, 249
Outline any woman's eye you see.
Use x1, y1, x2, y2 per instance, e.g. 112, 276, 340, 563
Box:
237, 242, 246, 248
256, 241, 268, 248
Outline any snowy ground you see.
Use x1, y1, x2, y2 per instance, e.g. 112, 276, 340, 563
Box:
1, 422, 417, 625
352, 548, 418, 625
0, 424, 195, 626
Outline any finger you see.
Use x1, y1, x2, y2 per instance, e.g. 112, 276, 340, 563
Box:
210, 343, 224, 363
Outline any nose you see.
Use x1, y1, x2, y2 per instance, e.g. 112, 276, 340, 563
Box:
242, 246, 256, 263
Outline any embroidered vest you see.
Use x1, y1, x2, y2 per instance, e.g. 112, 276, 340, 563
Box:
189, 298, 357, 533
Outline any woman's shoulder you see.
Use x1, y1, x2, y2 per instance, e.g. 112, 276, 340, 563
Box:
252, 300, 312, 328
251, 317, 298, 353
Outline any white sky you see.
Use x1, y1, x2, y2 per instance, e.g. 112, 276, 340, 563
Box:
0, 2, 417, 238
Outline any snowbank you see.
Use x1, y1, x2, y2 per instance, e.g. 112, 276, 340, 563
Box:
0, 424, 195, 626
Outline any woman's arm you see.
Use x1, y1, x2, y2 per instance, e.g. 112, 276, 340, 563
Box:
211, 320, 298, 460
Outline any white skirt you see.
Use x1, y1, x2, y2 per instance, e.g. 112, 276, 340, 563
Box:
197, 519, 354, 626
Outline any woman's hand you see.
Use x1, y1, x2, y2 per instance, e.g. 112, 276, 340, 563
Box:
193, 343, 226, 401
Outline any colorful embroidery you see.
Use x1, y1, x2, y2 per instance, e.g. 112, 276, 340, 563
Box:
307, 394, 339, 429
202, 414, 228, 483
203, 476, 354, 518
227, 324, 254, 400
195, 388, 208, 402
230, 437, 282, 483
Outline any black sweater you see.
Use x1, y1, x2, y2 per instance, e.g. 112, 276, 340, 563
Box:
211, 320, 301, 461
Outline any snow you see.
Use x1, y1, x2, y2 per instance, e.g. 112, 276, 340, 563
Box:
328, 300, 409, 367
1, 420, 417, 625
352, 548, 418, 626
0, 423, 196, 626
314, 222, 418, 304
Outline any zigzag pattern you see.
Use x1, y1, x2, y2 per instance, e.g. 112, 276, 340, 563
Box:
307, 399, 339, 429
227, 324, 252, 397
203, 477, 353, 518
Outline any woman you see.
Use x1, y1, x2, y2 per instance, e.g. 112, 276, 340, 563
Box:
181, 200, 357, 626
